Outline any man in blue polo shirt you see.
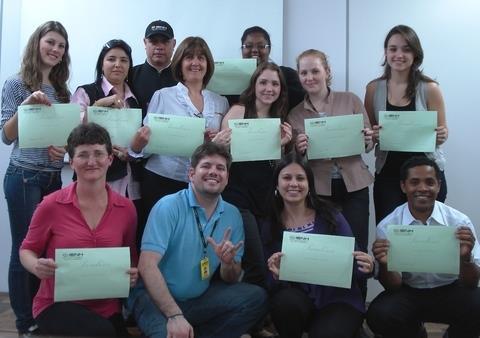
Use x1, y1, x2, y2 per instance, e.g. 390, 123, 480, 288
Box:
128, 142, 267, 338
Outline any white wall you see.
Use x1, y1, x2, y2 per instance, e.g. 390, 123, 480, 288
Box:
349, 0, 480, 232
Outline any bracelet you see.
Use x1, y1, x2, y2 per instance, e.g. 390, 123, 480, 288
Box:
167, 313, 183, 320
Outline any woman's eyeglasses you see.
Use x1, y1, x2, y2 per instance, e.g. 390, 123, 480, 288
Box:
241, 44, 270, 50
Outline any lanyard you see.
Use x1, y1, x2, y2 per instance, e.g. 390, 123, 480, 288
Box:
193, 208, 219, 256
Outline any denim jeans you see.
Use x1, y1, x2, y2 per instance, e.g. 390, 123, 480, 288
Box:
4, 164, 62, 332
130, 281, 268, 338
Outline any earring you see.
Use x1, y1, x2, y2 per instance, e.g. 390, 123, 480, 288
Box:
274, 189, 278, 196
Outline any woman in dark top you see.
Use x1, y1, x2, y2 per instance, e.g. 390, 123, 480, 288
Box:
71, 39, 141, 199
364, 25, 448, 223
263, 153, 373, 338
221, 62, 292, 286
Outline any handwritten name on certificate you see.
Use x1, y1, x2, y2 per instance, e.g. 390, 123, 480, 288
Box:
387, 225, 459, 274
207, 59, 257, 95
305, 114, 365, 159
229, 118, 281, 162
379, 111, 437, 152
87, 107, 142, 147
279, 232, 355, 289
18, 104, 80, 148
144, 114, 205, 157
54, 247, 130, 302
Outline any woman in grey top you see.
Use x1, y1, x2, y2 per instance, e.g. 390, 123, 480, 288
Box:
0, 21, 70, 334
364, 25, 448, 224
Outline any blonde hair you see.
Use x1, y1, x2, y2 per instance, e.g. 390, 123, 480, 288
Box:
296, 49, 332, 87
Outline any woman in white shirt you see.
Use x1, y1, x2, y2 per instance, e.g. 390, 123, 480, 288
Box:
130, 36, 230, 219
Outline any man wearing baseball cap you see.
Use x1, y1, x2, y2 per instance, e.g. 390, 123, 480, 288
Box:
129, 20, 178, 250
129, 20, 177, 116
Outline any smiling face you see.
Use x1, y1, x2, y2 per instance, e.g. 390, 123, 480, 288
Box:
255, 69, 281, 107
181, 52, 207, 85
70, 144, 113, 183
401, 165, 440, 216
298, 54, 330, 95
277, 163, 309, 205
241, 32, 270, 64
385, 33, 414, 73
102, 47, 130, 85
144, 35, 175, 69
189, 154, 229, 197
39, 31, 66, 70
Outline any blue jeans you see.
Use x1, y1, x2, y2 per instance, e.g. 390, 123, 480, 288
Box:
4, 164, 62, 332
130, 281, 267, 338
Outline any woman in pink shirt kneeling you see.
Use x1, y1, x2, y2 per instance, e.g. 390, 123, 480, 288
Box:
20, 123, 138, 337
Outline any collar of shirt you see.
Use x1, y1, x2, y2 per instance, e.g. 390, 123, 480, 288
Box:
186, 183, 225, 217
55, 181, 129, 209
402, 201, 445, 226
145, 59, 171, 73
100, 77, 136, 103
303, 88, 332, 115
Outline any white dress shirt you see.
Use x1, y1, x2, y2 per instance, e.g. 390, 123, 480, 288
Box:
377, 201, 480, 288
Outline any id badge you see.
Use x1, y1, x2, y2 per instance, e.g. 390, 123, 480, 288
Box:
200, 256, 210, 280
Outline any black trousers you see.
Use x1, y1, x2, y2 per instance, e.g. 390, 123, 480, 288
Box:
320, 179, 370, 299
239, 209, 267, 288
36, 302, 128, 337
373, 169, 447, 224
367, 282, 480, 338
270, 287, 364, 338
320, 180, 370, 253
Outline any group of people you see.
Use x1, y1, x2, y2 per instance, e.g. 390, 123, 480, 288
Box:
2, 16, 480, 338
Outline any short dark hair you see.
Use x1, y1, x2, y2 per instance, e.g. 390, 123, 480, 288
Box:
400, 156, 441, 182
241, 26, 271, 46
66, 123, 113, 158
190, 142, 232, 171
95, 39, 133, 83
171, 36, 215, 87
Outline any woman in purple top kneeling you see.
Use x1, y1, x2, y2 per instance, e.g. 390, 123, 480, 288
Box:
262, 153, 374, 338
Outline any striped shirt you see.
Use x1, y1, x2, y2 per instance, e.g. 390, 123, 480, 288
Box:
1, 75, 65, 171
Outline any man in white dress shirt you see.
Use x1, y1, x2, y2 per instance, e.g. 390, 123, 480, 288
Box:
367, 156, 480, 338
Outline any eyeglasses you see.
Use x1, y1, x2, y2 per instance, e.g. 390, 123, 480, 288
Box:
241, 44, 270, 50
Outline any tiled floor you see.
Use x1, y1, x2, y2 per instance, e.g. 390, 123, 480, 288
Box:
0, 292, 448, 337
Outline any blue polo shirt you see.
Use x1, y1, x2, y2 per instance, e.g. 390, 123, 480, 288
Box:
138, 184, 244, 301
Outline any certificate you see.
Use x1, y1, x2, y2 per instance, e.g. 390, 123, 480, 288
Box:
379, 111, 437, 152
18, 104, 81, 148
229, 118, 281, 162
144, 114, 205, 157
387, 225, 459, 274
87, 107, 142, 147
279, 232, 355, 288
206, 59, 257, 95
304, 114, 365, 159
54, 247, 130, 302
